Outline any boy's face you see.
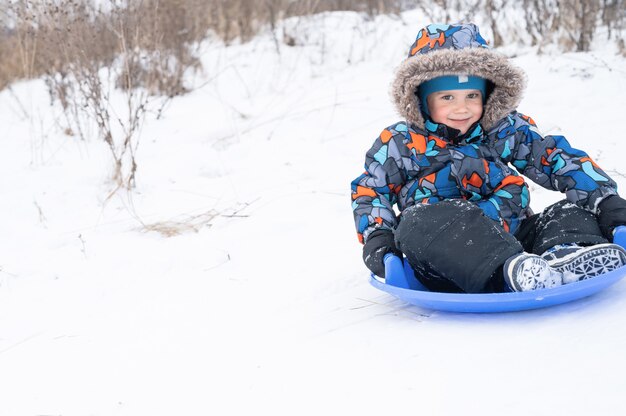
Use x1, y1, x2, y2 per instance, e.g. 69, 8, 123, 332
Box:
426, 89, 483, 135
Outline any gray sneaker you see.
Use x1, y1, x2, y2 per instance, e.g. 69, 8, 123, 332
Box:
504, 252, 563, 292
542, 243, 626, 284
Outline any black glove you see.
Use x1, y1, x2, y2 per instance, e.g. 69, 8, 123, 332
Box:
362, 230, 402, 278
598, 195, 626, 240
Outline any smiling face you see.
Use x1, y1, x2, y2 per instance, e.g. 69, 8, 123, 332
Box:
426, 89, 484, 135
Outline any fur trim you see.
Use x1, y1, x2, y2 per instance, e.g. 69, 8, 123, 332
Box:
391, 47, 527, 131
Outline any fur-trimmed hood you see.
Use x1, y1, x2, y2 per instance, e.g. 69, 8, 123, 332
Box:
391, 23, 527, 131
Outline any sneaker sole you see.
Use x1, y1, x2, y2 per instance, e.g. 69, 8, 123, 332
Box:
548, 244, 626, 284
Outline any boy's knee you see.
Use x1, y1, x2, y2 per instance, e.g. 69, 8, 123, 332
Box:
395, 199, 485, 249
394, 199, 522, 293
397, 200, 480, 231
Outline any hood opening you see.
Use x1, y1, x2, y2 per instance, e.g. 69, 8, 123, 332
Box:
391, 23, 527, 131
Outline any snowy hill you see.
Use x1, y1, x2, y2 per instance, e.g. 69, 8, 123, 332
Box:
1, 9, 626, 415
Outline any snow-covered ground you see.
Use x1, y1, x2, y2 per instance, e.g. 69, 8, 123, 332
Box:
1, 9, 626, 415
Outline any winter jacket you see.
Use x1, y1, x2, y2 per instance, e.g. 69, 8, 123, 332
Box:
351, 23, 617, 244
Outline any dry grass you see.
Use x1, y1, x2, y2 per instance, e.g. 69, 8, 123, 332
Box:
139, 211, 220, 237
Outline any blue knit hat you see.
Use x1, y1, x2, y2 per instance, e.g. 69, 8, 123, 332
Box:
418, 75, 487, 115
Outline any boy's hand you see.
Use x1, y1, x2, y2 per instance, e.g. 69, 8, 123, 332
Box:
362, 230, 402, 278
598, 195, 626, 240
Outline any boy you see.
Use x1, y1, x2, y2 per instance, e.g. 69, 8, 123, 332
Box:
351, 23, 626, 293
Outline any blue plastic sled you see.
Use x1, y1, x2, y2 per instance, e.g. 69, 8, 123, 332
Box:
369, 226, 626, 313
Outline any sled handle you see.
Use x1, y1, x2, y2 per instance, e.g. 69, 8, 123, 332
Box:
383, 253, 404, 284
383, 253, 424, 290
614, 226, 626, 248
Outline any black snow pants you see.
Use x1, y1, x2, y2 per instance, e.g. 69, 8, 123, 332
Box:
394, 199, 608, 293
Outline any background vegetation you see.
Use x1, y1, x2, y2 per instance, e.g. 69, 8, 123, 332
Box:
1, 0, 624, 92
0, 0, 623, 190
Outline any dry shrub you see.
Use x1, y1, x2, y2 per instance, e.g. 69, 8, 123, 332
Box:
0, 0, 211, 96
0, 33, 25, 91
523, 0, 625, 52
0, 0, 217, 191
112, 0, 209, 97
1, 0, 625, 93
0, 0, 411, 93
0, 0, 407, 194
286, 0, 402, 16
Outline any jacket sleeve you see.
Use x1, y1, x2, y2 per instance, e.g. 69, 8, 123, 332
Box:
492, 112, 618, 213
351, 125, 409, 244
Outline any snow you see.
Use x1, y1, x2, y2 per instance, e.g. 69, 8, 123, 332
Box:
1, 9, 626, 415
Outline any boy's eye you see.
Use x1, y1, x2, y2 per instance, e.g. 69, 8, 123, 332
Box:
441, 95, 454, 101
467, 92, 481, 99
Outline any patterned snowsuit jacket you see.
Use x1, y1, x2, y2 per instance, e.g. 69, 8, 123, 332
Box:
351, 113, 617, 244
351, 23, 618, 245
